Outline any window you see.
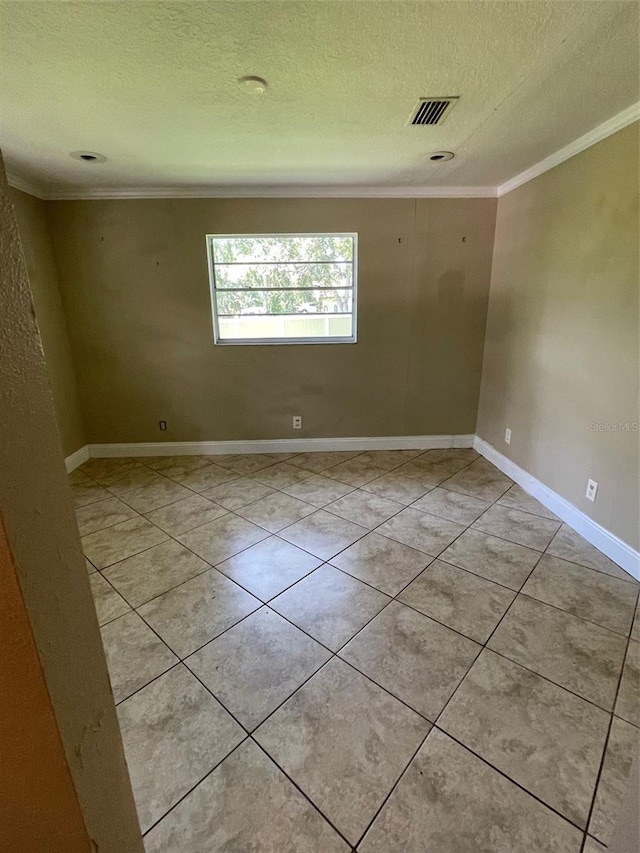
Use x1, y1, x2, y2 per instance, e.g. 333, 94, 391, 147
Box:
207, 233, 357, 345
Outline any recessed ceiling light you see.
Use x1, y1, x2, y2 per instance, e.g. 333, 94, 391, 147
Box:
238, 75, 268, 94
429, 151, 454, 162
70, 151, 107, 163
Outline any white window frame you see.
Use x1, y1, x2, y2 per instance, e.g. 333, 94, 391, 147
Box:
206, 232, 358, 346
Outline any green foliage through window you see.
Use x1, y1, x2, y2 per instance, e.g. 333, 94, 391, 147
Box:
208, 234, 357, 343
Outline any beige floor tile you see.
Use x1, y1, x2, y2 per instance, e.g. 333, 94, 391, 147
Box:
200, 477, 274, 510
583, 837, 607, 853
327, 451, 418, 485
398, 559, 515, 643
615, 640, 639, 726
259, 451, 298, 461
102, 540, 210, 607
75, 496, 138, 536
323, 455, 392, 487
79, 456, 143, 484
360, 465, 438, 504
365, 449, 423, 466
138, 568, 261, 658
411, 486, 491, 525
118, 665, 244, 832
439, 649, 610, 828
497, 483, 560, 521
252, 462, 314, 489
522, 555, 638, 636
115, 477, 194, 514
288, 450, 361, 472
325, 489, 403, 529
442, 457, 513, 501
103, 467, 163, 494
341, 601, 480, 719
186, 608, 330, 730
377, 507, 465, 557
82, 516, 169, 569
405, 450, 479, 483
89, 572, 131, 625
282, 474, 355, 507
236, 491, 316, 532
278, 509, 368, 560
70, 480, 111, 508
177, 513, 269, 565
440, 529, 541, 590
216, 536, 322, 601
548, 524, 636, 581
589, 715, 640, 845
488, 594, 627, 709
415, 448, 479, 465
142, 459, 218, 484
170, 462, 239, 492
270, 564, 389, 651
68, 468, 92, 485
214, 453, 283, 474
631, 601, 640, 642
143, 740, 349, 853
472, 504, 561, 551
85, 557, 96, 574
144, 494, 227, 536
330, 531, 432, 596
69, 450, 639, 852
143, 455, 212, 476
100, 611, 178, 703
254, 658, 428, 844
360, 729, 582, 853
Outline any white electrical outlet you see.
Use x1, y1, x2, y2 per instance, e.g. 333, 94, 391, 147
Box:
586, 479, 598, 502
292, 416, 302, 429
505, 428, 511, 444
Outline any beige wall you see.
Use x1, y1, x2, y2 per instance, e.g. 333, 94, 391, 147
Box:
46, 197, 497, 443
477, 122, 639, 549
11, 189, 85, 457
1, 155, 143, 852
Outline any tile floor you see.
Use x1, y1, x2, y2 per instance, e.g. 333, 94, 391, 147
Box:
72, 449, 640, 852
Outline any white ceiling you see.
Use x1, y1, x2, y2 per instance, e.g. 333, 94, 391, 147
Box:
1, 1, 638, 197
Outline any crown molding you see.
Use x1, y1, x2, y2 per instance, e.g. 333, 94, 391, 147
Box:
7, 101, 638, 202
6, 171, 46, 199
10, 183, 498, 200
497, 101, 640, 197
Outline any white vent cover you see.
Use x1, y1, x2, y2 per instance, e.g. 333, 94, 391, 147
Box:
409, 97, 459, 126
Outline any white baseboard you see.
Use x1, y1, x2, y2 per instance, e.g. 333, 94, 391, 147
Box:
64, 444, 90, 473
474, 436, 640, 581
87, 434, 475, 458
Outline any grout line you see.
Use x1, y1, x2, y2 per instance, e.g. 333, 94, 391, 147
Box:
431, 725, 592, 837
133, 620, 350, 843
137, 634, 354, 847
352, 724, 434, 849
140, 734, 249, 838
114, 659, 183, 707
580, 625, 637, 850
513, 587, 638, 640
537, 548, 639, 586
350, 532, 544, 847
249, 735, 355, 848
352, 549, 594, 843
112, 470, 442, 838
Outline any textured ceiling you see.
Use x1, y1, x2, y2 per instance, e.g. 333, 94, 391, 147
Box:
0, 1, 638, 194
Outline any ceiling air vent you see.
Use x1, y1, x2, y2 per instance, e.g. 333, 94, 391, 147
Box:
409, 97, 459, 126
